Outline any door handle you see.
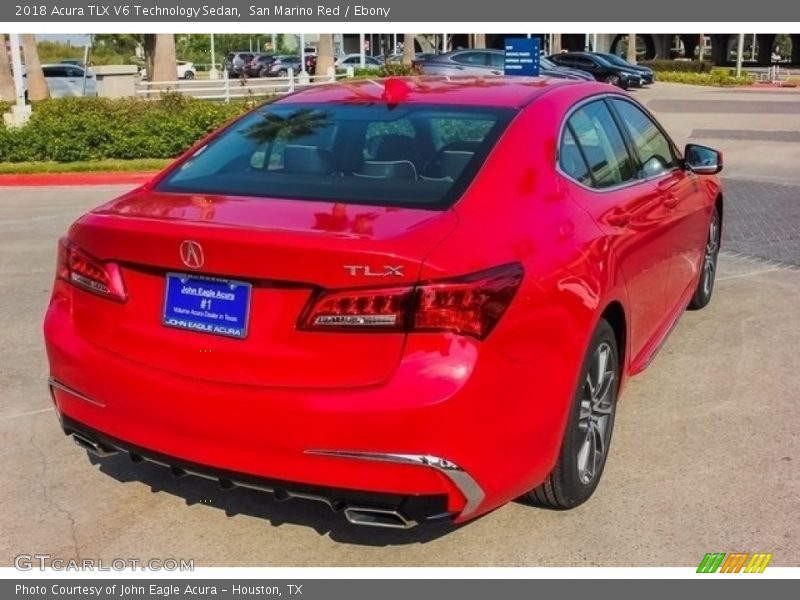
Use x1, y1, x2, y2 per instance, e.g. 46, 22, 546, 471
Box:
607, 209, 631, 227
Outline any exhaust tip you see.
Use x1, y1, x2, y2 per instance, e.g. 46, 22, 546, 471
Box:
170, 466, 188, 478
344, 506, 417, 529
70, 432, 117, 458
218, 478, 237, 491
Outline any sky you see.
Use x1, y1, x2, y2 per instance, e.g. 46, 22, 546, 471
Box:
36, 34, 93, 45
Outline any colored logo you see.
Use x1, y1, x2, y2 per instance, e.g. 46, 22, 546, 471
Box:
697, 552, 773, 573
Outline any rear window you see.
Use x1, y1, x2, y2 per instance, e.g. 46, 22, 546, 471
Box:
157, 103, 515, 209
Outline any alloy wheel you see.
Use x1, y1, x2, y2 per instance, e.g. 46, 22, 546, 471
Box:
703, 210, 720, 296
576, 341, 617, 485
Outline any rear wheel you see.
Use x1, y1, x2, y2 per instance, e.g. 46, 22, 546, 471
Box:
525, 319, 619, 509
184, 71, 195, 80
688, 205, 721, 310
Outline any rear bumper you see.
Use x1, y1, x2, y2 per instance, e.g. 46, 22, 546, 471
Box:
44, 288, 572, 526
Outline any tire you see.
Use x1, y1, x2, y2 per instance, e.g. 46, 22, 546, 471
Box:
688, 205, 721, 310
604, 73, 620, 86
278, 69, 288, 77
525, 319, 620, 509
184, 71, 195, 80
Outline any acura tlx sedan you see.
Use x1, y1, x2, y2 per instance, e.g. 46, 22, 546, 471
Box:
44, 76, 723, 530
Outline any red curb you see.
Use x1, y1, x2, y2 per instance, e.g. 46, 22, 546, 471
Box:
0, 171, 157, 186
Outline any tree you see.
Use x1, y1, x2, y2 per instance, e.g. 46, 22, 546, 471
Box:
151, 34, 176, 82
474, 34, 486, 49
315, 34, 334, 79
626, 34, 637, 64
402, 34, 415, 66
21, 34, 49, 100
0, 34, 16, 101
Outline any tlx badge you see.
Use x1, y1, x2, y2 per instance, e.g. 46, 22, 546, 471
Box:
344, 265, 404, 277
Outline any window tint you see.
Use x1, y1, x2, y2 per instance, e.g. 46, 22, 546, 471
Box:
43, 66, 68, 78
564, 100, 635, 188
559, 128, 592, 186
611, 99, 677, 178
488, 53, 505, 68
453, 52, 488, 66
158, 104, 514, 209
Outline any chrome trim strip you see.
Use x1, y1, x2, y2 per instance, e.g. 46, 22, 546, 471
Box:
305, 450, 486, 518
48, 378, 106, 407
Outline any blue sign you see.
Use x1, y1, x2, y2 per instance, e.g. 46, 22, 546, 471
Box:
504, 37, 540, 76
163, 273, 252, 339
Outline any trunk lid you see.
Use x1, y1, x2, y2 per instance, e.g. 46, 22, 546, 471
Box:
68, 190, 458, 389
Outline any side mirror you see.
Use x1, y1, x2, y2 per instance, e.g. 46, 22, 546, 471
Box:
684, 143, 723, 174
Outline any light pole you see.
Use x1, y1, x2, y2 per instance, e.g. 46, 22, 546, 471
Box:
736, 33, 745, 78
209, 33, 219, 79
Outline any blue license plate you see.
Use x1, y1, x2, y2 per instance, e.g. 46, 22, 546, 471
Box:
162, 273, 251, 339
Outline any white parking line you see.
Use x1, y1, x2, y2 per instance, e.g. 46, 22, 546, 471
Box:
0, 406, 54, 421
717, 268, 782, 281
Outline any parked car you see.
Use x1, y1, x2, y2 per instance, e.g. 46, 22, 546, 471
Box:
264, 55, 317, 77
593, 52, 655, 85
548, 52, 643, 88
245, 53, 274, 77
335, 54, 383, 71
223, 52, 255, 78
40, 64, 97, 97
420, 49, 506, 76
176, 61, 196, 80
46, 77, 723, 529
539, 56, 595, 81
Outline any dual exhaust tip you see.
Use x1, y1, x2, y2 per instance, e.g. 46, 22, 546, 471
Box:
69, 432, 417, 529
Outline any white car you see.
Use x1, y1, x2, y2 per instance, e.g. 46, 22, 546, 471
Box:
140, 61, 196, 81
40, 64, 97, 97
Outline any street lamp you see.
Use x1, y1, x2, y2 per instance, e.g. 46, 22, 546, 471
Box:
209, 33, 219, 79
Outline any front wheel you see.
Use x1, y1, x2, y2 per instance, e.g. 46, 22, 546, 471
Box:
688, 205, 721, 310
524, 319, 620, 509
184, 71, 195, 80
604, 73, 621, 86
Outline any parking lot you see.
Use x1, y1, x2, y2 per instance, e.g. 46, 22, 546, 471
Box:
1, 83, 798, 567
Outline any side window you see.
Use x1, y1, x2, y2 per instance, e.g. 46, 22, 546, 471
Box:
488, 53, 505, 68
452, 52, 488, 66
611, 99, 678, 178
564, 100, 635, 188
559, 129, 592, 186
43, 66, 67, 78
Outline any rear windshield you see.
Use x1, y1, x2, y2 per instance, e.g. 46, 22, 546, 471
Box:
157, 103, 515, 209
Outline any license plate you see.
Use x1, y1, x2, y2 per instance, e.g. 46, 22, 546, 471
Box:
162, 273, 251, 339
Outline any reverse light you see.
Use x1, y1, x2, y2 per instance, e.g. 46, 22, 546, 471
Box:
300, 263, 523, 340
57, 238, 127, 302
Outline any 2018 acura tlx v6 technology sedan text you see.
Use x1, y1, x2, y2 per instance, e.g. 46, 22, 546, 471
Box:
44, 76, 723, 529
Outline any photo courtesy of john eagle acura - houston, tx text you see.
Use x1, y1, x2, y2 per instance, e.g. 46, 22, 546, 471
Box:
44, 76, 724, 530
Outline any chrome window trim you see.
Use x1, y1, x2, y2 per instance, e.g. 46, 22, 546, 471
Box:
555, 92, 682, 194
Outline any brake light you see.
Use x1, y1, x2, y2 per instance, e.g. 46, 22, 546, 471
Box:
300, 263, 522, 339
57, 238, 127, 302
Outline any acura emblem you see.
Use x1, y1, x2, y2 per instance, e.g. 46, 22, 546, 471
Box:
180, 240, 204, 269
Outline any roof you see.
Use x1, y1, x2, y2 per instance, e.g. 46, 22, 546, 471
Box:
274, 76, 587, 109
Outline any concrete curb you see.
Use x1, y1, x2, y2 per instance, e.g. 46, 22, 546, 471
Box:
0, 171, 156, 187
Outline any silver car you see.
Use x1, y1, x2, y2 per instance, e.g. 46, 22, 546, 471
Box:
420, 49, 505, 76
41, 64, 97, 97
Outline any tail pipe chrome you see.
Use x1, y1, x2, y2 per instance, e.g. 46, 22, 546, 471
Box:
306, 450, 485, 520
343, 506, 417, 529
70, 431, 118, 458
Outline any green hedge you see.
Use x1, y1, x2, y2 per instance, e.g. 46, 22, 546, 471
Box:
0, 94, 253, 163
655, 71, 753, 86
640, 60, 715, 73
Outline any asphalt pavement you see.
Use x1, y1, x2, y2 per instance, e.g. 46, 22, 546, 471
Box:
1, 83, 798, 567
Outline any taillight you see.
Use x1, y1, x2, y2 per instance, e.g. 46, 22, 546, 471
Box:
300, 263, 523, 340
57, 238, 127, 302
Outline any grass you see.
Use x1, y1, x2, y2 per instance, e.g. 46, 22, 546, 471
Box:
0, 158, 171, 175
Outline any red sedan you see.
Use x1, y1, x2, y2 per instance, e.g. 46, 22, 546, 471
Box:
44, 77, 723, 529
